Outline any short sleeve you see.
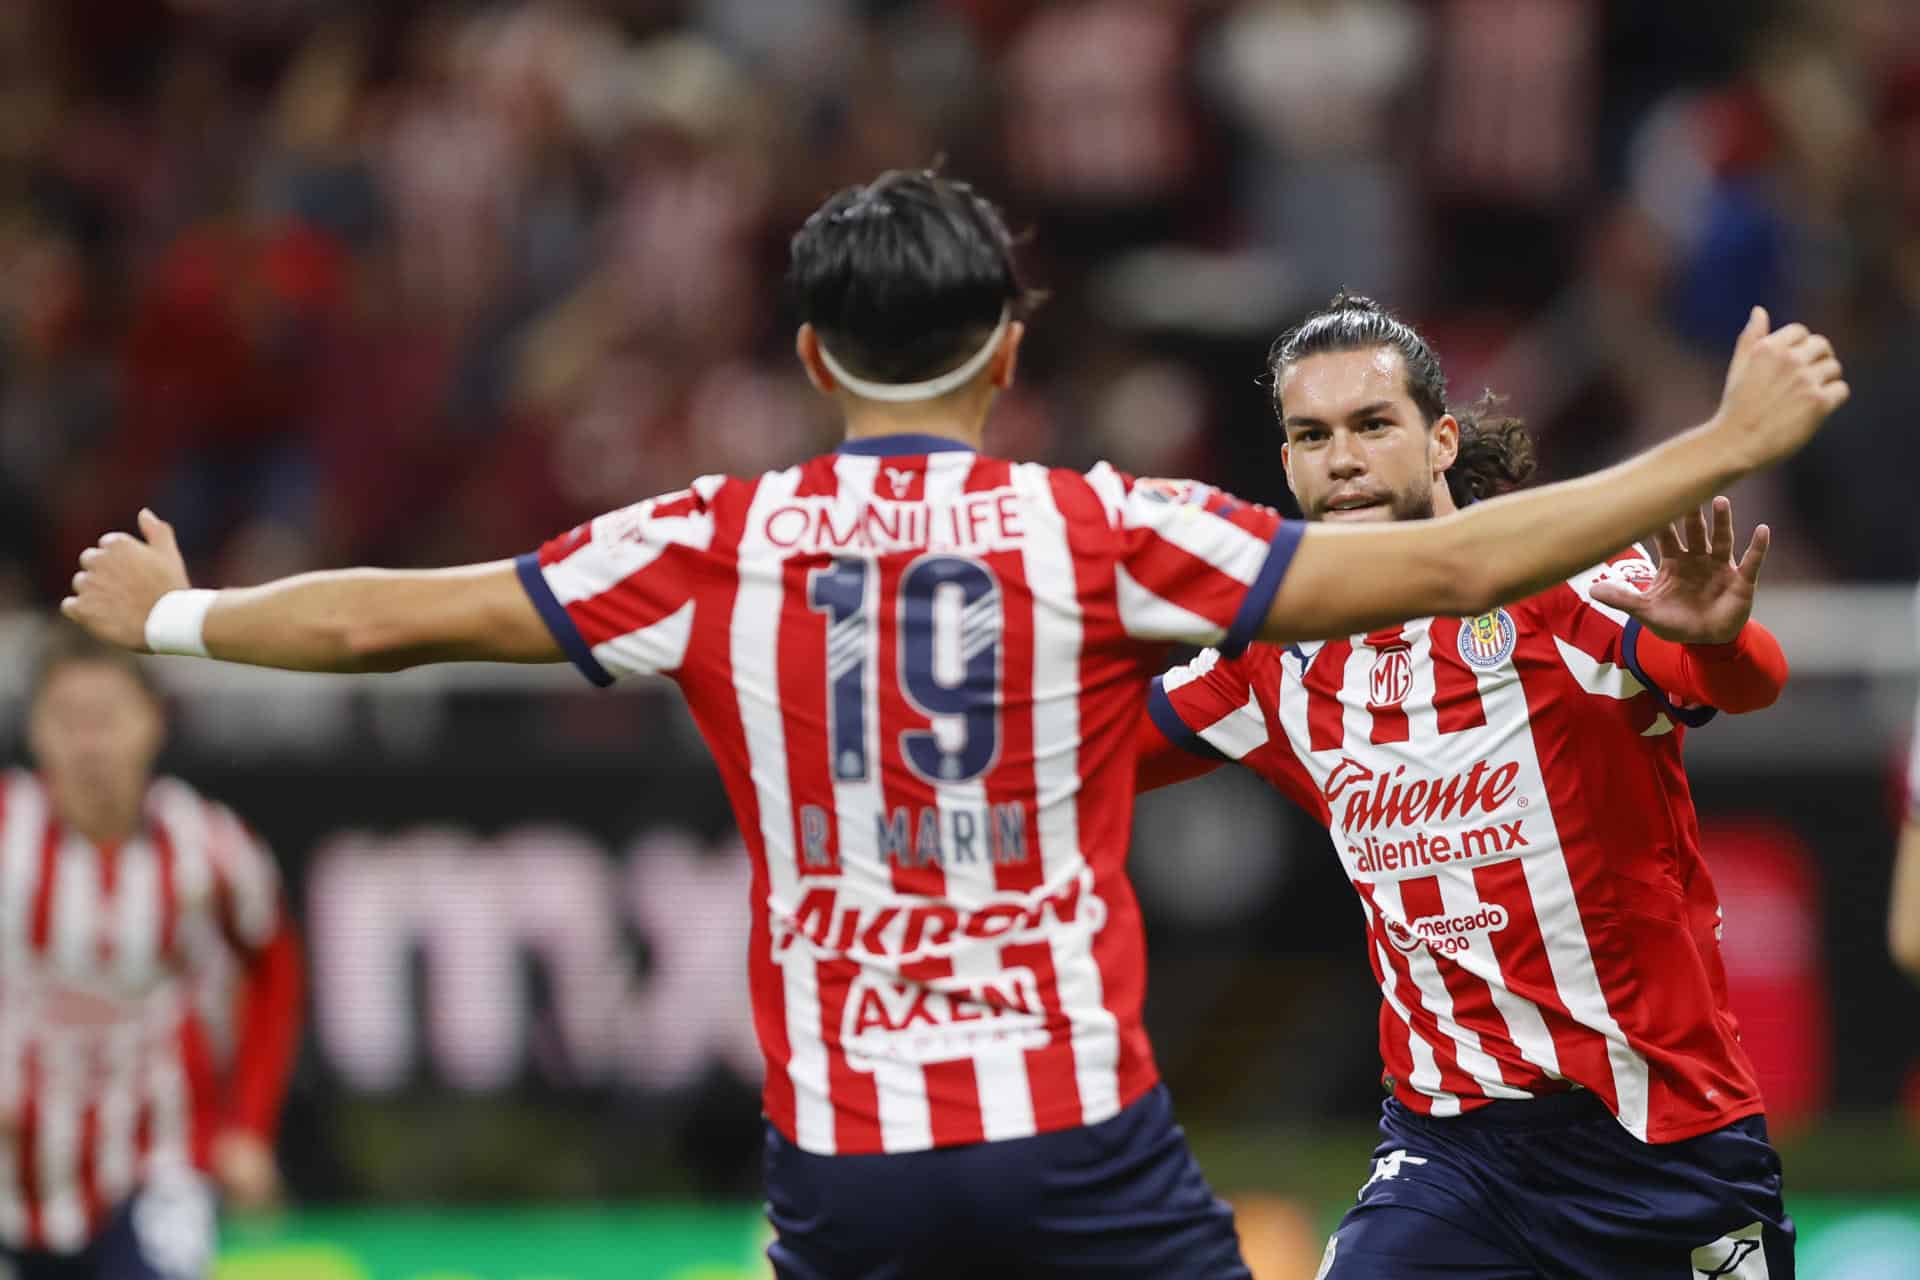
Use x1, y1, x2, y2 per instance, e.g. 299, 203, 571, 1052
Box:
1103, 470, 1303, 655
207, 807, 282, 953
1151, 648, 1271, 763
1545, 545, 1717, 729
516, 481, 720, 686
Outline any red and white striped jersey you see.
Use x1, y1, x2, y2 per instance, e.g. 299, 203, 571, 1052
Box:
1151, 548, 1766, 1144
517, 437, 1297, 1155
0, 772, 297, 1253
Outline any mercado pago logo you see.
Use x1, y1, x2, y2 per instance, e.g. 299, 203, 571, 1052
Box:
1384, 902, 1512, 956
1322, 755, 1537, 878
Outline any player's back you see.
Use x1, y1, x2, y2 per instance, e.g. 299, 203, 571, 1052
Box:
518, 436, 1295, 1155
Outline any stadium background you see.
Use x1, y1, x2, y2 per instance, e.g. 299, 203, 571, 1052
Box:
3, 0, 1919, 1275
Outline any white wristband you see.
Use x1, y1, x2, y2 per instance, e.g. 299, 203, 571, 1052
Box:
144, 589, 218, 658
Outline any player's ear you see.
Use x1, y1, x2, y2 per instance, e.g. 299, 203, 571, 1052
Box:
1281, 441, 1298, 499
795, 325, 837, 395
990, 321, 1025, 391
1430, 413, 1460, 478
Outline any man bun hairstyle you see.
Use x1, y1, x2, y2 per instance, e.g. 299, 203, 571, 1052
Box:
1269, 291, 1536, 506
788, 169, 1040, 386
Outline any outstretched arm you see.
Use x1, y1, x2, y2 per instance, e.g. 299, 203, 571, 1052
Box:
1258, 308, 1846, 645
62, 510, 559, 671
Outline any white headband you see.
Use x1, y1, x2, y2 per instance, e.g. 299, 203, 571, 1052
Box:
816, 309, 1011, 403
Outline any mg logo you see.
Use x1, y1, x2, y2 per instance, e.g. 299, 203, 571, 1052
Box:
1368, 645, 1413, 709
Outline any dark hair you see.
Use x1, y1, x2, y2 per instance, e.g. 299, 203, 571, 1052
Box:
787, 169, 1038, 385
29, 621, 162, 707
1269, 291, 1536, 506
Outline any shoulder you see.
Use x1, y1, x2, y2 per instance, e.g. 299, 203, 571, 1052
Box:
1515, 544, 1655, 623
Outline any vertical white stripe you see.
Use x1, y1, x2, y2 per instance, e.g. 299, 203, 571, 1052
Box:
921, 454, 1035, 1143
1475, 662, 1650, 1137
95, 1026, 141, 1207
37, 1034, 85, 1251
735, 467, 837, 1154
1371, 936, 1458, 1116
143, 1034, 191, 1178
153, 782, 213, 912
1432, 868, 1561, 1081
1017, 465, 1120, 1125
1368, 878, 1527, 1100
0, 774, 43, 971
1400, 620, 1439, 739
49, 836, 97, 980
114, 840, 161, 990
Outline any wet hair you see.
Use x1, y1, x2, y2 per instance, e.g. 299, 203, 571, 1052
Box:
1268, 291, 1536, 506
787, 168, 1040, 385
28, 620, 162, 708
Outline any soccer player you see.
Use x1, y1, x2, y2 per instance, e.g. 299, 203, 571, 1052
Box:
1140, 294, 1802, 1278
61, 171, 1843, 1278
1, 624, 302, 1280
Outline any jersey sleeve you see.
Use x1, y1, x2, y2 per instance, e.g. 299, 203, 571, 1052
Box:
1149, 644, 1328, 817
1543, 546, 1719, 729
515, 479, 721, 686
206, 806, 284, 954
1098, 468, 1304, 655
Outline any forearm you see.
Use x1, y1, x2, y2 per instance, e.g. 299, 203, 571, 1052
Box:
194, 562, 557, 672
1631, 622, 1787, 713
1431, 420, 1744, 612
225, 923, 303, 1138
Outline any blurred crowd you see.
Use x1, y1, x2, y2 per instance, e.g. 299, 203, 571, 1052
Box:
3, 0, 1919, 606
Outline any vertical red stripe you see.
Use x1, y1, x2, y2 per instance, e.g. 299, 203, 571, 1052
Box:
1354, 880, 1479, 1102
815, 961, 882, 1154
1396, 875, 1509, 1088
875, 555, 945, 901
29, 819, 60, 953
178, 1017, 219, 1169
18, 1043, 42, 1250
1364, 628, 1410, 745
778, 557, 841, 878
1428, 618, 1489, 734
901, 957, 985, 1147
999, 940, 1081, 1127
1306, 640, 1353, 752
76, 1089, 102, 1243
1472, 856, 1616, 1108
671, 480, 801, 1139
1052, 470, 1159, 1115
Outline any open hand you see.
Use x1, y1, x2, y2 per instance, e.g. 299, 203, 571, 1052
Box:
59, 510, 191, 651
1588, 497, 1766, 644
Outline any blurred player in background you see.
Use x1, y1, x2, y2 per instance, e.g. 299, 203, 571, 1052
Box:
1141, 295, 1799, 1278
1, 625, 301, 1280
60, 171, 1845, 1278
1888, 605, 1920, 983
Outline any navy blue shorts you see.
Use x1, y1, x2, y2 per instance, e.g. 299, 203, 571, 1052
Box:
1317, 1093, 1793, 1279
763, 1084, 1249, 1279
0, 1174, 216, 1280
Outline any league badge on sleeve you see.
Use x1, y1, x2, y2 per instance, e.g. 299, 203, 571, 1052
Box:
1458, 608, 1517, 670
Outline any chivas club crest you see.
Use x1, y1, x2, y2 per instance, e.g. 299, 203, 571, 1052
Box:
1457, 608, 1517, 670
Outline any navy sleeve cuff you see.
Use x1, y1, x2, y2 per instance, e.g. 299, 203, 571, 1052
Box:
1222, 521, 1305, 658
1148, 677, 1228, 762
1620, 620, 1716, 729
515, 552, 615, 688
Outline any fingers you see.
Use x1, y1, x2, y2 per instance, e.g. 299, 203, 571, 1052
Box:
1588, 580, 1652, 620
59, 597, 80, 620
1820, 381, 1851, 412
1681, 505, 1709, 555
1736, 523, 1771, 586
1735, 306, 1769, 358
1709, 496, 1735, 562
1654, 522, 1683, 563
1810, 355, 1843, 384
137, 508, 178, 551
1766, 321, 1811, 349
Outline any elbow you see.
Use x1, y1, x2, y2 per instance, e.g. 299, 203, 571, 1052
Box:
339, 620, 420, 673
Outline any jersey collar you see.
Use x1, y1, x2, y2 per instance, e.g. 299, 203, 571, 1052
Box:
835, 433, 977, 456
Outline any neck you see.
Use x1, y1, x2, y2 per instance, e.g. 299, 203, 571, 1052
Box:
1432, 480, 1460, 517
839, 394, 991, 452
46, 776, 143, 847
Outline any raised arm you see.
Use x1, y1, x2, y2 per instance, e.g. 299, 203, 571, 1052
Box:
1892, 705, 1920, 982
62, 510, 559, 671
1258, 309, 1846, 645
